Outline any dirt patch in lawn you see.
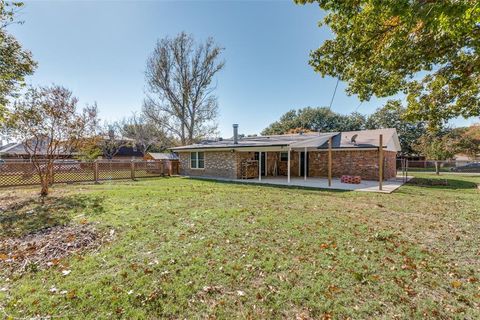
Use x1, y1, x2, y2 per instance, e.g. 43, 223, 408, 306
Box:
0, 223, 114, 275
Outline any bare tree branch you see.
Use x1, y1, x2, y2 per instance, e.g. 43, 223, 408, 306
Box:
143, 32, 224, 145
5, 85, 98, 197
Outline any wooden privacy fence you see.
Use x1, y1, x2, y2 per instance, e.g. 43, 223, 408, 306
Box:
0, 160, 179, 188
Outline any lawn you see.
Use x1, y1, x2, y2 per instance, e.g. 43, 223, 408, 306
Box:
1, 174, 479, 319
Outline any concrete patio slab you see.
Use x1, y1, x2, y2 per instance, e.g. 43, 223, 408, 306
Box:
188, 175, 412, 193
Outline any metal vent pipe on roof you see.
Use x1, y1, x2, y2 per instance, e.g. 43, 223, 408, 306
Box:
233, 124, 239, 144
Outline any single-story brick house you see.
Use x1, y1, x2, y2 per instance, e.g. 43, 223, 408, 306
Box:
170, 125, 401, 182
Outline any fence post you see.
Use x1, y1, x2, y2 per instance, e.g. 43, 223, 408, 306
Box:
131, 160, 136, 181
405, 159, 408, 182
379, 134, 383, 191
94, 160, 99, 183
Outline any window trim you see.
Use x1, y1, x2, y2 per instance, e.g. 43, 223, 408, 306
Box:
190, 151, 205, 169
280, 152, 288, 162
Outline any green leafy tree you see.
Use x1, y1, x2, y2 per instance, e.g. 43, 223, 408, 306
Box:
0, 1, 36, 120
413, 133, 455, 174
262, 107, 365, 135
447, 125, 480, 159
296, 0, 480, 130
76, 136, 103, 162
365, 100, 426, 155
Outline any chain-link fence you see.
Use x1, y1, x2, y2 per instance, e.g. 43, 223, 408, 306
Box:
0, 159, 179, 188
397, 159, 480, 175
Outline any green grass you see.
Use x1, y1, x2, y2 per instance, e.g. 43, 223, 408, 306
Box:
1, 174, 479, 319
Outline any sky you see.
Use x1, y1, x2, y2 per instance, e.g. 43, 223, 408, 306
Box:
7, 0, 478, 138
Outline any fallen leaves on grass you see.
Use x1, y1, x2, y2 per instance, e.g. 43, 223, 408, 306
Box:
0, 223, 114, 274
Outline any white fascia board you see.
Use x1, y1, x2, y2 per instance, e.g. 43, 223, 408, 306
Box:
173, 145, 289, 152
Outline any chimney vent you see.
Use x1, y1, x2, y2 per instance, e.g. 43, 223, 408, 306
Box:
233, 124, 239, 144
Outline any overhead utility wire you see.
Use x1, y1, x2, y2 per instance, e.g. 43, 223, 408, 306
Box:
328, 78, 340, 109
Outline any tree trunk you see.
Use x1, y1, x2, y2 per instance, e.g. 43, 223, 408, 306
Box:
48, 163, 54, 185
435, 161, 440, 175
40, 179, 49, 197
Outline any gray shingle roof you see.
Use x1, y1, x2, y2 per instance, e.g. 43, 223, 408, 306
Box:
146, 152, 179, 160
171, 129, 401, 152
0, 142, 17, 153
0, 138, 73, 156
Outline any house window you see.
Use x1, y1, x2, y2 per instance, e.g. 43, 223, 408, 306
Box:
280, 152, 288, 161
190, 152, 205, 169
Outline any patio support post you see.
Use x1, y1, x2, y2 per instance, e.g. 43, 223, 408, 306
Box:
258, 151, 262, 181
328, 137, 332, 187
265, 152, 267, 177
287, 148, 291, 184
304, 147, 307, 181
379, 134, 383, 191
298, 151, 301, 176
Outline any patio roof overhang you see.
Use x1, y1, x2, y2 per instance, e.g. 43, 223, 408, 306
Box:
288, 133, 338, 149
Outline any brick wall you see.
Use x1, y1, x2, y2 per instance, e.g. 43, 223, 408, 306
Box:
236, 152, 256, 179
308, 150, 397, 180
383, 151, 397, 179
178, 151, 237, 179
278, 151, 301, 177
178, 149, 397, 181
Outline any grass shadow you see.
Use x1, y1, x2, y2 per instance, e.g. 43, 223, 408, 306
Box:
0, 195, 104, 238
406, 177, 478, 190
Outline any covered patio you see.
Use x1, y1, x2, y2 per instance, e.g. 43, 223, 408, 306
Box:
240, 131, 396, 192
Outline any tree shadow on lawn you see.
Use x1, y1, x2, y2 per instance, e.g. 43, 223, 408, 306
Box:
0, 195, 105, 239
406, 177, 479, 190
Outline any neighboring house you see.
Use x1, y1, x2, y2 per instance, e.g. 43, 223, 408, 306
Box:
144, 152, 179, 161
454, 154, 480, 161
0, 138, 74, 159
171, 125, 401, 181
0, 143, 17, 158
144, 152, 180, 175
0, 138, 146, 160
110, 144, 144, 160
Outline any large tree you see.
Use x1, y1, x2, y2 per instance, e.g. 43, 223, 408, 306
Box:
262, 107, 365, 135
447, 125, 480, 159
0, 1, 36, 120
143, 32, 224, 145
413, 133, 456, 175
365, 100, 426, 155
98, 122, 126, 160
6, 85, 98, 196
120, 113, 170, 155
295, 0, 480, 130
